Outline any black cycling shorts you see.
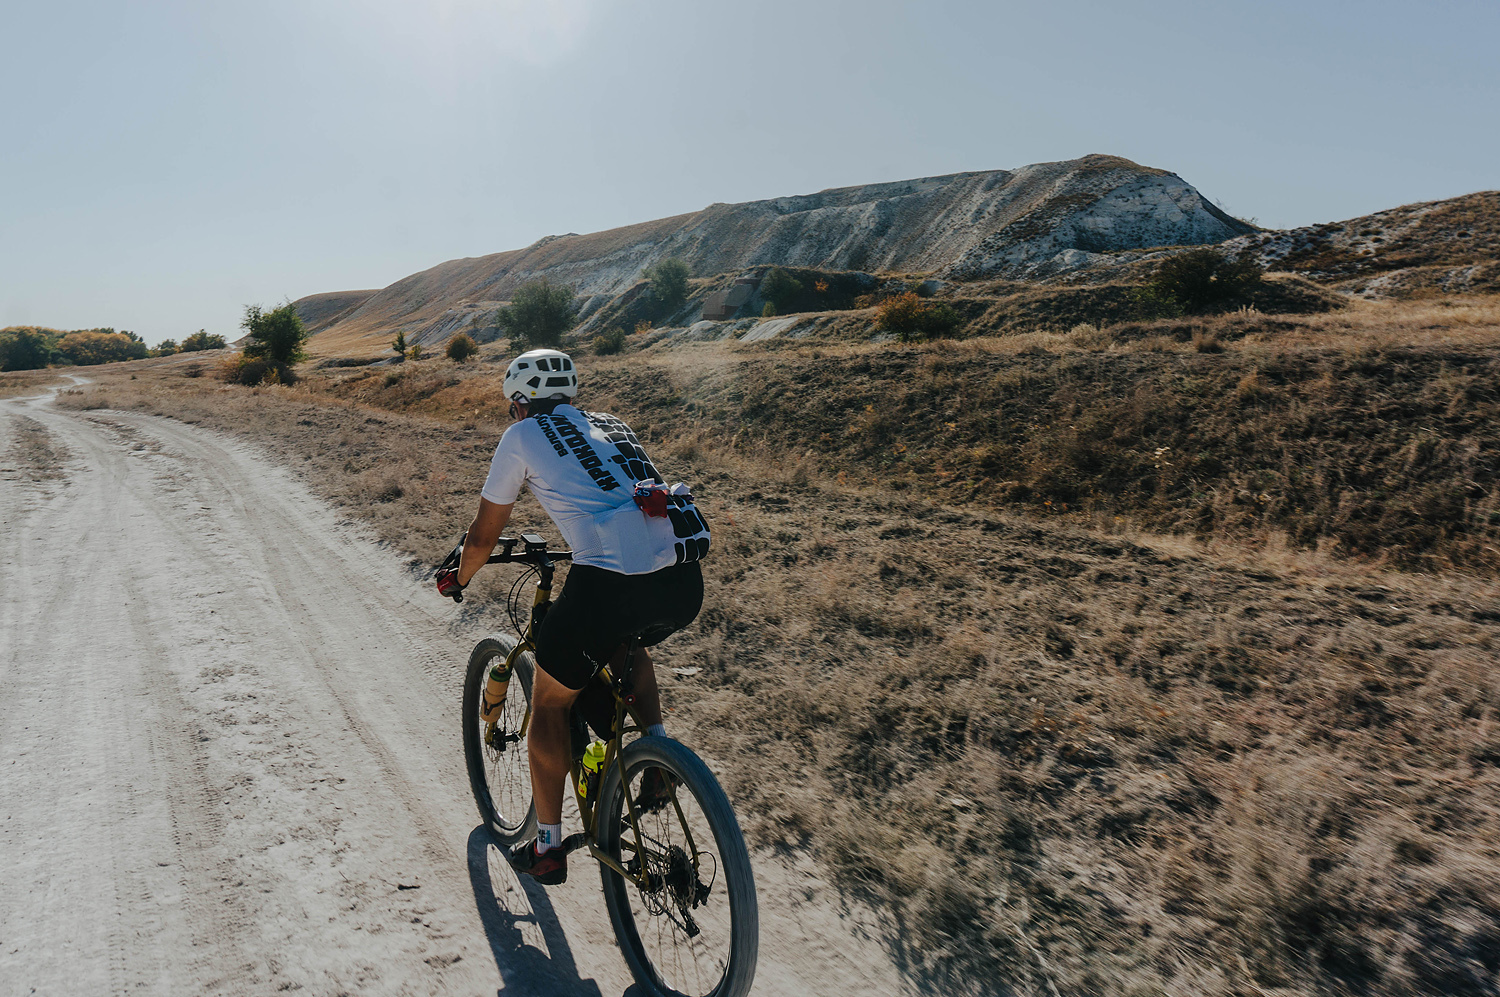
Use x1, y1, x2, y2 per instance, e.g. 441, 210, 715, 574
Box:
532, 561, 703, 691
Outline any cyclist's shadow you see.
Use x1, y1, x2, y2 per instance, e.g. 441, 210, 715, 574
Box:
466, 825, 607, 997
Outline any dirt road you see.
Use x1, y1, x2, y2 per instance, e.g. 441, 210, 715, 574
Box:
0, 386, 904, 997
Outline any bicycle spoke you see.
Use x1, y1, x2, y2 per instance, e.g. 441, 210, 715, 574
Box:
480, 690, 531, 831
464, 638, 535, 843
620, 765, 734, 997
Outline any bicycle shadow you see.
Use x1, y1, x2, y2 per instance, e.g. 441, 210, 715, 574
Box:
466, 825, 609, 997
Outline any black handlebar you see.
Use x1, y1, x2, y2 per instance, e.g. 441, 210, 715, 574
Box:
434, 532, 573, 603
486, 532, 575, 566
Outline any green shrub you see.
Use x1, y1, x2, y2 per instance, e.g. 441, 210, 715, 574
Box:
761, 267, 803, 312
391, 330, 407, 360
445, 333, 478, 362
762, 302, 777, 318
241, 304, 308, 364
1138, 248, 1263, 317
593, 327, 627, 355
921, 303, 963, 338
154, 339, 179, 356
217, 355, 294, 386
409, 343, 424, 361
876, 293, 964, 342
181, 329, 227, 352
496, 278, 576, 349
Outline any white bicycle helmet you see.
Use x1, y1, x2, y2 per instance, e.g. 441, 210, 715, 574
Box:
503, 348, 578, 402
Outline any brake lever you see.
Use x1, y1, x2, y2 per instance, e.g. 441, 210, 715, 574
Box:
435, 530, 469, 574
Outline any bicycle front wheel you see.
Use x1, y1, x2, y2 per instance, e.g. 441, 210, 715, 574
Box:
462, 634, 536, 845
597, 736, 758, 997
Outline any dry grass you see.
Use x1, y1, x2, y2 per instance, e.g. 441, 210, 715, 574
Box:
0, 371, 64, 399
565, 300, 1500, 574
59, 304, 1500, 996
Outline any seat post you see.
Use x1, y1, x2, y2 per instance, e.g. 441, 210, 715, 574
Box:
614, 636, 641, 698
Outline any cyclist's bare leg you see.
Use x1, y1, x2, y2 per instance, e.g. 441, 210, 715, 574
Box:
529, 647, 666, 827
528, 668, 582, 826
616, 645, 663, 729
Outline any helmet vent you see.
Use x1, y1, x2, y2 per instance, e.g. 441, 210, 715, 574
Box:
526, 376, 541, 388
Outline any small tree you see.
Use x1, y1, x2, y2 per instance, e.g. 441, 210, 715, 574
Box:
446, 333, 478, 362
391, 330, 407, 360
645, 258, 690, 311
154, 339, 179, 356
409, 342, 424, 361
761, 267, 803, 313
241, 303, 309, 364
181, 330, 227, 352
495, 279, 576, 350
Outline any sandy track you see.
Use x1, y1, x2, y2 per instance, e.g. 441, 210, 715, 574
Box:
0, 389, 905, 997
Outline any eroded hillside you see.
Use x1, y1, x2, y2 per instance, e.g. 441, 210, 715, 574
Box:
302, 154, 1250, 352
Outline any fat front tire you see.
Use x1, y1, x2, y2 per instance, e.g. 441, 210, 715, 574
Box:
462, 634, 537, 845
597, 736, 759, 997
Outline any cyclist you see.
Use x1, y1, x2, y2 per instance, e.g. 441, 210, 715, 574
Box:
434, 347, 709, 885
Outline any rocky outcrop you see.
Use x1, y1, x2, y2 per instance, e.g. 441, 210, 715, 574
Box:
304, 154, 1251, 351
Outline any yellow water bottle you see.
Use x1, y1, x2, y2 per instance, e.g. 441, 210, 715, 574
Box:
480, 660, 512, 723
579, 741, 607, 799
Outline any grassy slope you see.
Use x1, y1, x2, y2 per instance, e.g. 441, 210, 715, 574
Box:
57, 300, 1500, 997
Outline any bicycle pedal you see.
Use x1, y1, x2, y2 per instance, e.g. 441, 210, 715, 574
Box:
561, 832, 588, 855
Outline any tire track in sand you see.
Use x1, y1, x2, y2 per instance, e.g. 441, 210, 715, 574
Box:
1, 389, 913, 997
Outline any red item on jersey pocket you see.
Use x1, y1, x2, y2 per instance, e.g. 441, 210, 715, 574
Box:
633, 481, 669, 518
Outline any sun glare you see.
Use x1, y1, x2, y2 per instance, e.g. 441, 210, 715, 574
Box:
419, 0, 598, 64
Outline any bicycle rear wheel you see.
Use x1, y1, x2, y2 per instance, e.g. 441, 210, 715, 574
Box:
462, 634, 536, 845
597, 736, 758, 997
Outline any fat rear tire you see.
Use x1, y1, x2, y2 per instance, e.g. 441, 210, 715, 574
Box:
597, 736, 758, 997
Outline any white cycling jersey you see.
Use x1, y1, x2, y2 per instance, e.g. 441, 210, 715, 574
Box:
480, 404, 710, 575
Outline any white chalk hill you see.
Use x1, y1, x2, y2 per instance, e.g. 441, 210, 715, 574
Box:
301, 153, 1250, 352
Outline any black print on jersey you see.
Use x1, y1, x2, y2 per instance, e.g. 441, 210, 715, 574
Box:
535, 413, 620, 492
667, 502, 707, 539
674, 537, 710, 565
585, 412, 662, 486
667, 493, 710, 563
534, 416, 569, 458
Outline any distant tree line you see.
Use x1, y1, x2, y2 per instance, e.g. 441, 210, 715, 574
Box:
0, 326, 227, 371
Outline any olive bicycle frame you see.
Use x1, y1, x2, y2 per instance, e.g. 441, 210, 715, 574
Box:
480, 534, 706, 889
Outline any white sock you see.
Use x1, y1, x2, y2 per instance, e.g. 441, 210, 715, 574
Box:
646, 723, 667, 738
536, 822, 562, 854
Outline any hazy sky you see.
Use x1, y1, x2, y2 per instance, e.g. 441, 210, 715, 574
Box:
3, 0, 1497, 343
